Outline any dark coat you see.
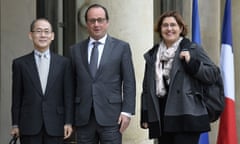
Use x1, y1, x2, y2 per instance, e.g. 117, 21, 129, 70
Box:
70, 35, 136, 126
11, 52, 74, 136
140, 38, 219, 138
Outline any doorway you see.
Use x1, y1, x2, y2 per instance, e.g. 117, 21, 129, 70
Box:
37, 0, 76, 57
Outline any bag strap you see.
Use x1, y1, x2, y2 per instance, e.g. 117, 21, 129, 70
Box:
9, 136, 18, 144
179, 38, 191, 51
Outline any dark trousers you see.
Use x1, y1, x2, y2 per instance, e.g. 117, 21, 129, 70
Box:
20, 125, 63, 144
76, 110, 122, 144
157, 132, 200, 144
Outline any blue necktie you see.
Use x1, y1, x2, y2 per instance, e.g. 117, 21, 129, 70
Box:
89, 41, 100, 77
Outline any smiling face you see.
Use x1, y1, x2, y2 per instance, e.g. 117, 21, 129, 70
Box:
86, 7, 109, 40
28, 19, 54, 52
161, 17, 183, 47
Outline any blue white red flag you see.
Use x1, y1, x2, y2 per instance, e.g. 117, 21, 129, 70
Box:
217, 0, 238, 143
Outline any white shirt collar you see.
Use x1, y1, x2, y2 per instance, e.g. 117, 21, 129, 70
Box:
34, 49, 50, 58
89, 34, 107, 45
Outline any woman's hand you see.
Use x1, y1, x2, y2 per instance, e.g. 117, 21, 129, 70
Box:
180, 50, 191, 63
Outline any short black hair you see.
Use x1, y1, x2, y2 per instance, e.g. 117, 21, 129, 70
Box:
30, 18, 52, 32
84, 4, 109, 22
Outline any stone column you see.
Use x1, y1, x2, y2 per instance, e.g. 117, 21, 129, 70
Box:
183, 0, 221, 64
0, 0, 36, 143
231, 0, 240, 140
78, 0, 154, 143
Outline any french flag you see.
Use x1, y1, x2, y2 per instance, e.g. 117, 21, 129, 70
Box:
217, 0, 238, 144
192, 0, 209, 143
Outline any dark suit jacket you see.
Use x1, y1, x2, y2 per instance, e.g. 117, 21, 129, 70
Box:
70, 36, 136, 126
11, 51, 74, 136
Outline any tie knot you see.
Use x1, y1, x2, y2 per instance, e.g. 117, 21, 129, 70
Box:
35, 51, 49, 59
93, 41, 100, 48
40, 54, 48, 59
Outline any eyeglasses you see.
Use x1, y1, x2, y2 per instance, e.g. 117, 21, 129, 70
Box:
87, 18, 107, 24
161, 23, 178, 28
31, 29, 52, 36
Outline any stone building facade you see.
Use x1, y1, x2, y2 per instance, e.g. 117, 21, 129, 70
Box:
1, 0, 239, 143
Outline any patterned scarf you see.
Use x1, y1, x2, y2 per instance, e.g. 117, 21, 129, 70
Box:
155, 37, 183, 97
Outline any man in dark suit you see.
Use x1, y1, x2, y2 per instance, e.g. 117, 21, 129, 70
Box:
70, 4, 136, 144
11, 18, 74, 144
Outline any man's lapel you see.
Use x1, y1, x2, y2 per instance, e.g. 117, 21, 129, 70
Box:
80, 39, 92, 77
25, 52, 43, 95
96, 36, 113, 77
44, 52, 60, 95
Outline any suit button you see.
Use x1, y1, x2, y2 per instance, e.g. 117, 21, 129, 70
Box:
177, 90, 180, 94
42, 103, 47, 112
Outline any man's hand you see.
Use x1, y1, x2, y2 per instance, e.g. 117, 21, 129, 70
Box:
141, 122, 148, 129
11, 127, 20, 137
64, 125, 73, 139
118, 114, 131, 133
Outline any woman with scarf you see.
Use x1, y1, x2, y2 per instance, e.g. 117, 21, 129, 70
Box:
140, 11, 219, 144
